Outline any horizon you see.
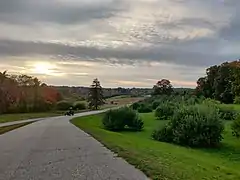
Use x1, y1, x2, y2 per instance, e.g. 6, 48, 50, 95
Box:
0, 0, 239, 88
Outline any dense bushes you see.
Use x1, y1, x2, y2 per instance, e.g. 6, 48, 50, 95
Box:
155, 102, 175, 120
137, 104, 152, 113
56, 101, 72, 110
232, 116, 240, 138
218, 106, 236, 120
102, 107, 144, 131
152, 101, 161, 110
74, 102, 86, 110
131, 102, 141, 110
234, 96, 240, 104
152, 104, 224, 147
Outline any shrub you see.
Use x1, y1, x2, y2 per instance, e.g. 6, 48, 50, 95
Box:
232, 116, 240, 138
74, 102, 86, 110
137, 104, 152, 113
56, 101, 72, 110
152, 101, 161, 110
102, 107, 143, 131
218, 106, 236, 120
131, 102, 141, 110
234, 96, 240, 104
152, 104, 224, 147
155, 102, 175, 120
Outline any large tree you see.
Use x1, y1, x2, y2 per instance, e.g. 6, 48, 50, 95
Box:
88, 78, 104, 110
196, 60, 240, 103
153, 79, 173, 95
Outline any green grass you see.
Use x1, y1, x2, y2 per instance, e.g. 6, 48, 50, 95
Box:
71, 112, 240, 180
220, 104, 240, 112
0, 121, 35, 135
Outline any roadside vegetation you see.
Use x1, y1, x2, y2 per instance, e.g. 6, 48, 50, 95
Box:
0, 121, 35, 135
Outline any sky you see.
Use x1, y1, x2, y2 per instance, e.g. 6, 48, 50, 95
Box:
0, 0, 239, 88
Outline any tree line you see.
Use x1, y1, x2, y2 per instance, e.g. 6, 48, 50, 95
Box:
0, 71, 62, 114
151, 60, 240, 104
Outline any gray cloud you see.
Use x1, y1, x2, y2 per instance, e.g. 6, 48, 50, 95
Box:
0, 0, 122, 25
0, 38, 232, 67
0, 0, 239, 87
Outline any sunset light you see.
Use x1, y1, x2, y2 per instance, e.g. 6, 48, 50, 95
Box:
33, 62, 54, 75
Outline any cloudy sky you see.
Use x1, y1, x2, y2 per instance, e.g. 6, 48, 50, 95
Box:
0, 0, 239, 88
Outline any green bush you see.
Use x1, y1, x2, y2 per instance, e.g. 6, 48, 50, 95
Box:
218, 106, 236, 120
74, 102, 86, 110
232, 116, 240, 138
234, 96, 240, 104
131, 102, 141, 110
155, 102, 175, 120
152, 104, 224, 147
137, 104, 152, 113
152, 101, 161, 110
56, 101, 72, 110
102, 107, 144, 131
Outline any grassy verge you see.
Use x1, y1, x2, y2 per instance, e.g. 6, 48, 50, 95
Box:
71, 112, 240, 180
0, 112, 63, 124
0, 121, 35, 135
0, 109, 92, 124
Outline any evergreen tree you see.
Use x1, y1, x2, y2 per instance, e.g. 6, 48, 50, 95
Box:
88, 78, 104, 110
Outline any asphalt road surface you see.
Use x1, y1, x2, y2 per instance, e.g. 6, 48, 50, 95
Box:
0, 110, 148, 180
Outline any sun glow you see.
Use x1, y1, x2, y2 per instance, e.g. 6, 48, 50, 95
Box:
33, 62, 54, 75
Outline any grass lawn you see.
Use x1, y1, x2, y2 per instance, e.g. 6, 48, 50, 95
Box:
0, 121, 34, 135
71, 112, 240, 180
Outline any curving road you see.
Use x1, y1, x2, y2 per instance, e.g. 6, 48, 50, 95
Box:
0, 111, 148, 180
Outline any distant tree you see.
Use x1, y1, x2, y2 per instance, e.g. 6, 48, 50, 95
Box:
153, 79, 173, 95
88, 78, 104, 110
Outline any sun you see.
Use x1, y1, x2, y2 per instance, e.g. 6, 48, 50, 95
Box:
33, 62, 53, 75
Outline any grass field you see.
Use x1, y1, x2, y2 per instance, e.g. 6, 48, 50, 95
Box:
71, 112, 240, 180
0, 121, 35, 135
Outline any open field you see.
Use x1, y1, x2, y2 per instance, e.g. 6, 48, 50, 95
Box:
103, 96, 144, 108
0, 121, 35, 135
71, 112, 240, 180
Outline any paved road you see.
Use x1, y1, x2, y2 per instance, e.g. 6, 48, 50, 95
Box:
0, 111, 148, 180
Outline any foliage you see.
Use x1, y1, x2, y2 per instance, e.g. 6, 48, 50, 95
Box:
155, 102, 175, 120
137, 103, 152, 113
131, 102, 141, 110
152, 100, 161, 109
196, 60, 240, 104
232, 116, 240, 138
73, 102, 86, 110
152, 104, 224, 147
88, 78, 105, 110
0, 71, 61, 114
56, 101, 72, 110
234, 96, 240, 104
153, 79, 173, 96
218, 106, 236, 121
102, 107, 143, 131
